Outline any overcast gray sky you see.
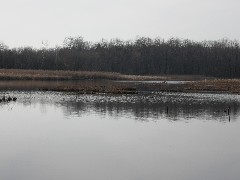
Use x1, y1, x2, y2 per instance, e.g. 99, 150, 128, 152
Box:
0, 0, 239, 48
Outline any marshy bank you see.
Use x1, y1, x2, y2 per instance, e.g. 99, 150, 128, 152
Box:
0, 69, 206, 81
145, 79, 240, 94
1, 79, 240, 95
1, 69, 240, 94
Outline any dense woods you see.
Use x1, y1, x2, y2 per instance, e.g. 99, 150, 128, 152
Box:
0, 37, 240, 78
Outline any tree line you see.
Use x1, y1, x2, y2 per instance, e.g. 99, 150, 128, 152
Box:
0, 36, 240, 78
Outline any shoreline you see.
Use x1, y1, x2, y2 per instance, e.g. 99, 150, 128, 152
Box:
0, 69, 239, 95
0, 79, 240, 95
0, 69, 208, 81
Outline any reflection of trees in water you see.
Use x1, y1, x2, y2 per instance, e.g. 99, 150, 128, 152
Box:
13, 91, 240, 122
60, 100, 240, 122
165, 102, 239, 122
61, 101, 89, 117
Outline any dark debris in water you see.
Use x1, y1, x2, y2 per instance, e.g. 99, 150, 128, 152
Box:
0, 95, 17, 103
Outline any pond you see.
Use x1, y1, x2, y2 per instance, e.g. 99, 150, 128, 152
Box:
0, 91, 240, 180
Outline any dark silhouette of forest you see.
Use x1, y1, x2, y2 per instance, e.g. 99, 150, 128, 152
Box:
0, 37, 240, 78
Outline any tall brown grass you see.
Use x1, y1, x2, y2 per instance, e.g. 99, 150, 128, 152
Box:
0, 69, 207, 81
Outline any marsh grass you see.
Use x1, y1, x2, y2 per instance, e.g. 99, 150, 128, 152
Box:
0, 69, 122, 80
1, 69, 227, 94
185, 79, 240, 93
0, 69, 207, 81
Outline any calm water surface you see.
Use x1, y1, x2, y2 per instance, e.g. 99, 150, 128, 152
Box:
0, 91, 240, 180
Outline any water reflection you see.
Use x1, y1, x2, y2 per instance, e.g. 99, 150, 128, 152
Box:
1, 91, 240, 180
3, 91, 240, 122
61, 98, 239, 122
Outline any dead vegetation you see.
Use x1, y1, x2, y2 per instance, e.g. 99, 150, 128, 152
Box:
0, 69, 122, 80
38, 79, 240, 94
184, 79, 240, 93
141, 79, 240, 94
1, 69, 239, 94
0, 69, 207, 81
